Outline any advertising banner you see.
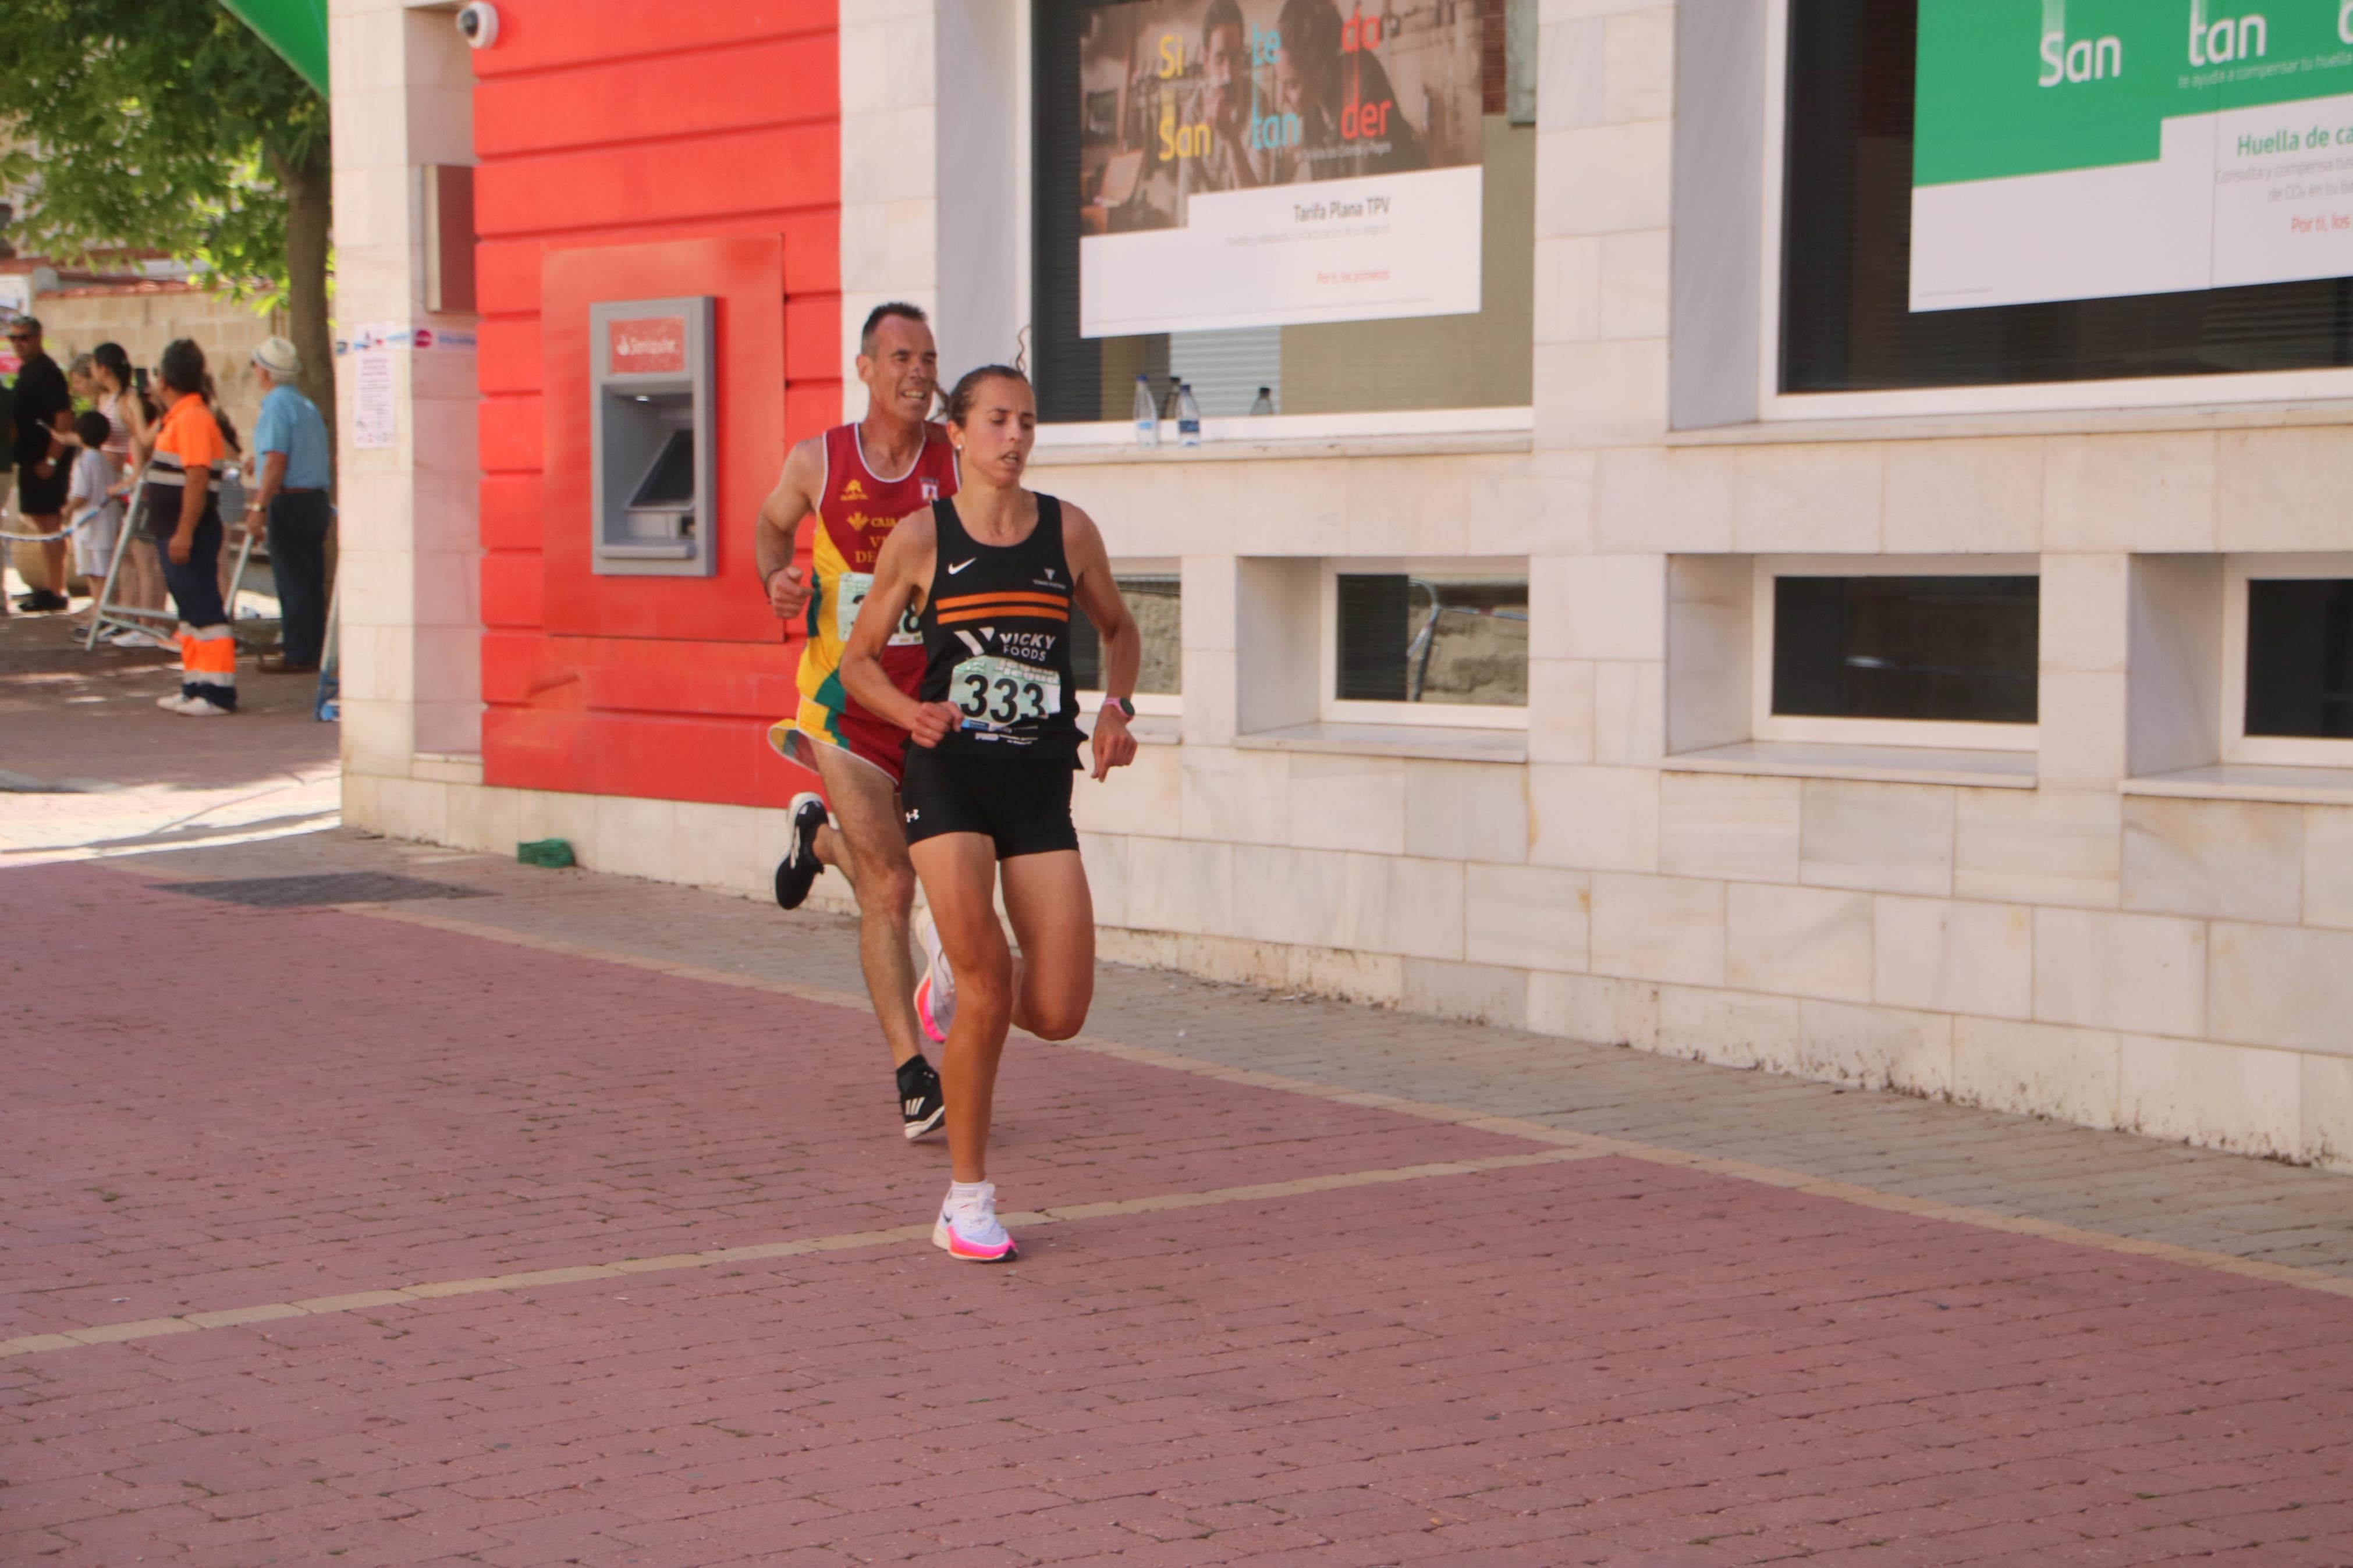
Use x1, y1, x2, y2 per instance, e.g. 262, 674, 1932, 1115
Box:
1076, 0, 1488, 339
1912, 0, 2353, 312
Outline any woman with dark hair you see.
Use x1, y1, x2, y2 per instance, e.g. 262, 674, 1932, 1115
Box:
87, 342, 169, 646
839, 365, 1142, 1263
143, 339, 238, 714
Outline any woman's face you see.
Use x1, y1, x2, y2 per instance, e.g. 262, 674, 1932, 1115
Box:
69, 366, 95, 401
951, 376, 1038, 487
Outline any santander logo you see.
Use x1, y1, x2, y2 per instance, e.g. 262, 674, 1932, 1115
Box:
609, 317, 686, 375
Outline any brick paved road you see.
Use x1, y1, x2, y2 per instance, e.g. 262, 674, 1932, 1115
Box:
6, 838, 2353, 1566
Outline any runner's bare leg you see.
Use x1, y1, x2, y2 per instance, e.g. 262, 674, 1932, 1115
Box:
1000, 850, 1094, 1043
812, 822, 855, 884
909, 844, 1096, 1183
910, 832, 1016, 1183
810, 744, 924, 1069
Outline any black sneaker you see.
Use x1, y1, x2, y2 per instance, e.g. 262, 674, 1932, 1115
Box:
897, 1054, 945, 1141
772, 791, 829, 911
16, 588, 68, 613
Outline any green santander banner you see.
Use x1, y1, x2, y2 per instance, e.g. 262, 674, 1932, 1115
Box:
1912, 0, 2353, 311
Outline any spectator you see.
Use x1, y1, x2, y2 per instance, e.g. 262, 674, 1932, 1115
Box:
240, 336, 332, 674
144, 339, 237, 716
8, 317, 73, 613
88, 343, 168, 647
63, 410, 121, 630
1, 351, 13, 621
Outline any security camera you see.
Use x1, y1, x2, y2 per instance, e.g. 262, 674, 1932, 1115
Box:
455, 2, 499, 48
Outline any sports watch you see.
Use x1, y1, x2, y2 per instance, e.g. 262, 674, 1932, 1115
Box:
1102, 696, 1137, 720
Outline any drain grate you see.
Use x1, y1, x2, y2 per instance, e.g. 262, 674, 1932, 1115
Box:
164, 872, 492, 908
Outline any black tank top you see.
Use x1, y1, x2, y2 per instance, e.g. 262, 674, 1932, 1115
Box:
916, 493, 1083, 759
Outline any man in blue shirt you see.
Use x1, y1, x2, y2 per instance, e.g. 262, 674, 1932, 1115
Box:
242, 336, 333, 672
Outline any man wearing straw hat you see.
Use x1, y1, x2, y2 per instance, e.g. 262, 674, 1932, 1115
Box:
241, 335, 332, 674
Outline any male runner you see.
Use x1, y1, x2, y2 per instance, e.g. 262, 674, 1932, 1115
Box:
756, 302, 959, 1140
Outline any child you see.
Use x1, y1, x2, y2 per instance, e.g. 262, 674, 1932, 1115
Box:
64, 410, 122, 628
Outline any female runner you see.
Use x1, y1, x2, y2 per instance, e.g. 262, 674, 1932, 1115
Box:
840, 365, 1140, 1261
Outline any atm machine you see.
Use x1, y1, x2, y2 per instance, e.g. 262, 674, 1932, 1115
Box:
588, 296, 715, 577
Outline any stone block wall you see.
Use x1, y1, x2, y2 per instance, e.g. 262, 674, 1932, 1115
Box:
342, 0, 2353, 1171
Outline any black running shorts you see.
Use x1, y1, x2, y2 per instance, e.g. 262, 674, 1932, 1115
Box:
898, 745, 1079, 859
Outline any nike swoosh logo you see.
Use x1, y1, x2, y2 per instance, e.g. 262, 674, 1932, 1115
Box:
948, 559, 976, 575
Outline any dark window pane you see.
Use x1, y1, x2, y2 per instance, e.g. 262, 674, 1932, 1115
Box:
1070, 574, 1183, 695
1784, 0, 2353, 393
1337, 574, 1410, 702
1772, 575, 2039, 724
1337, 573, 1528, 706
2246, 579, 2353, 739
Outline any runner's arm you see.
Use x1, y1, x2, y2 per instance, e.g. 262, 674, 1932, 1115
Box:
754, 437, 825, 620
1063, 503, 1140, 781
840, 508, 957, 747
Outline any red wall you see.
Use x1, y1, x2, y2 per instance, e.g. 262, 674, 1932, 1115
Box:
470, 1, 839, 806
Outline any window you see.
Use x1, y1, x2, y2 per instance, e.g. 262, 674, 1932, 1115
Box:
1071, 566, 1183, 712
1755, 558, 2038, 749
1031, 0, 1538, 430
2221, 555, 2353, 765
1327, 563, 1527, 725
2246, 581, 2353, 738
1780, 0, 2353, 397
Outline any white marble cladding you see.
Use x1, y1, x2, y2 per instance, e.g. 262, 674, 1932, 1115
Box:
330, 0, 482, 774
340, 0, 2353, 1174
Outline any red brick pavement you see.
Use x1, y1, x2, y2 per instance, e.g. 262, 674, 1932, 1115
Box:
5, 862, 2353, 1566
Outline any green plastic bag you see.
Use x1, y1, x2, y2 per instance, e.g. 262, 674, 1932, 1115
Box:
516, 838, 575, 869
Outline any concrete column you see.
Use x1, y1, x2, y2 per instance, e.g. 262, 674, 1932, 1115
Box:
329, 0, 481, 781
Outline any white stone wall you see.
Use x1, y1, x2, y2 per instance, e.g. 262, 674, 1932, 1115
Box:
345, 0, 2353, 1170
329, 0, 482, 773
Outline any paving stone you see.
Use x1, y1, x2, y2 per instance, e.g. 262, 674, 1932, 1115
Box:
2, 834, 2351, 1565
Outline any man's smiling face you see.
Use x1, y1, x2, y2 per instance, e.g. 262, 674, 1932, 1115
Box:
858, 315, 939, 426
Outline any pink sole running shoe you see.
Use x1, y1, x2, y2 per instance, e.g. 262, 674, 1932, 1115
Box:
913, 972, 948, 1047
934, 1182, 1017, 1263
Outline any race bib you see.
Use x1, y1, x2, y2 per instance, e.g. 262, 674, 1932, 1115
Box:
834, 572, 923, 646
950, 656, 1061, 733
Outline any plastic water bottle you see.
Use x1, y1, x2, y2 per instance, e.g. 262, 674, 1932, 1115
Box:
1176, 382, 1202, 446
1132, 374, 1159, 447
1250, 386, 1275, 416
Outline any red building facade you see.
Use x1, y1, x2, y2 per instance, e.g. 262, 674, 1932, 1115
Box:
470, 1, 840, 807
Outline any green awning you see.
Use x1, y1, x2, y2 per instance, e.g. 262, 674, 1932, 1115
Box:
218, 0, 328, 95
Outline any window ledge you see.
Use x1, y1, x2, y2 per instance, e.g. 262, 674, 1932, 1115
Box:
1236, 721, 1528, 765
1670, 397, 2353, 448
1665, 740, 2036, 790
1074, 712, 1183, 747
1029, 429, 1534, 468
2122, 763, 2353, 806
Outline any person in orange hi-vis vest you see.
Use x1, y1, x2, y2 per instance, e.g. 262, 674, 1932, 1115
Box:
143, 339, 238, 717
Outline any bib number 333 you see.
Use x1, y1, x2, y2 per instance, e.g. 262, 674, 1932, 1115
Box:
951, 656, 1060, 731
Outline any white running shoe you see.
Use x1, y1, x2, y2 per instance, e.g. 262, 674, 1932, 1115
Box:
913, 904, 957, 1046
172, 696, 234, 717
933, 1181, 1016, 1263
155, 693, 191, 712
111, 630, 167, 649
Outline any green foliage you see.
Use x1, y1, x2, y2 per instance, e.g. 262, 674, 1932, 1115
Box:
0, 0, 328, 306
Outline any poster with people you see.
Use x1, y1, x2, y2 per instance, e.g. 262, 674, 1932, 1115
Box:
1076, 0, 1489, 339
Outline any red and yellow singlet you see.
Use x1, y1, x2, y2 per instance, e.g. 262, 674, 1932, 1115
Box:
768, 422, 960, 787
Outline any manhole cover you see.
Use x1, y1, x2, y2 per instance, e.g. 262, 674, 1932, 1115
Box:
165, 872, 491, 908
